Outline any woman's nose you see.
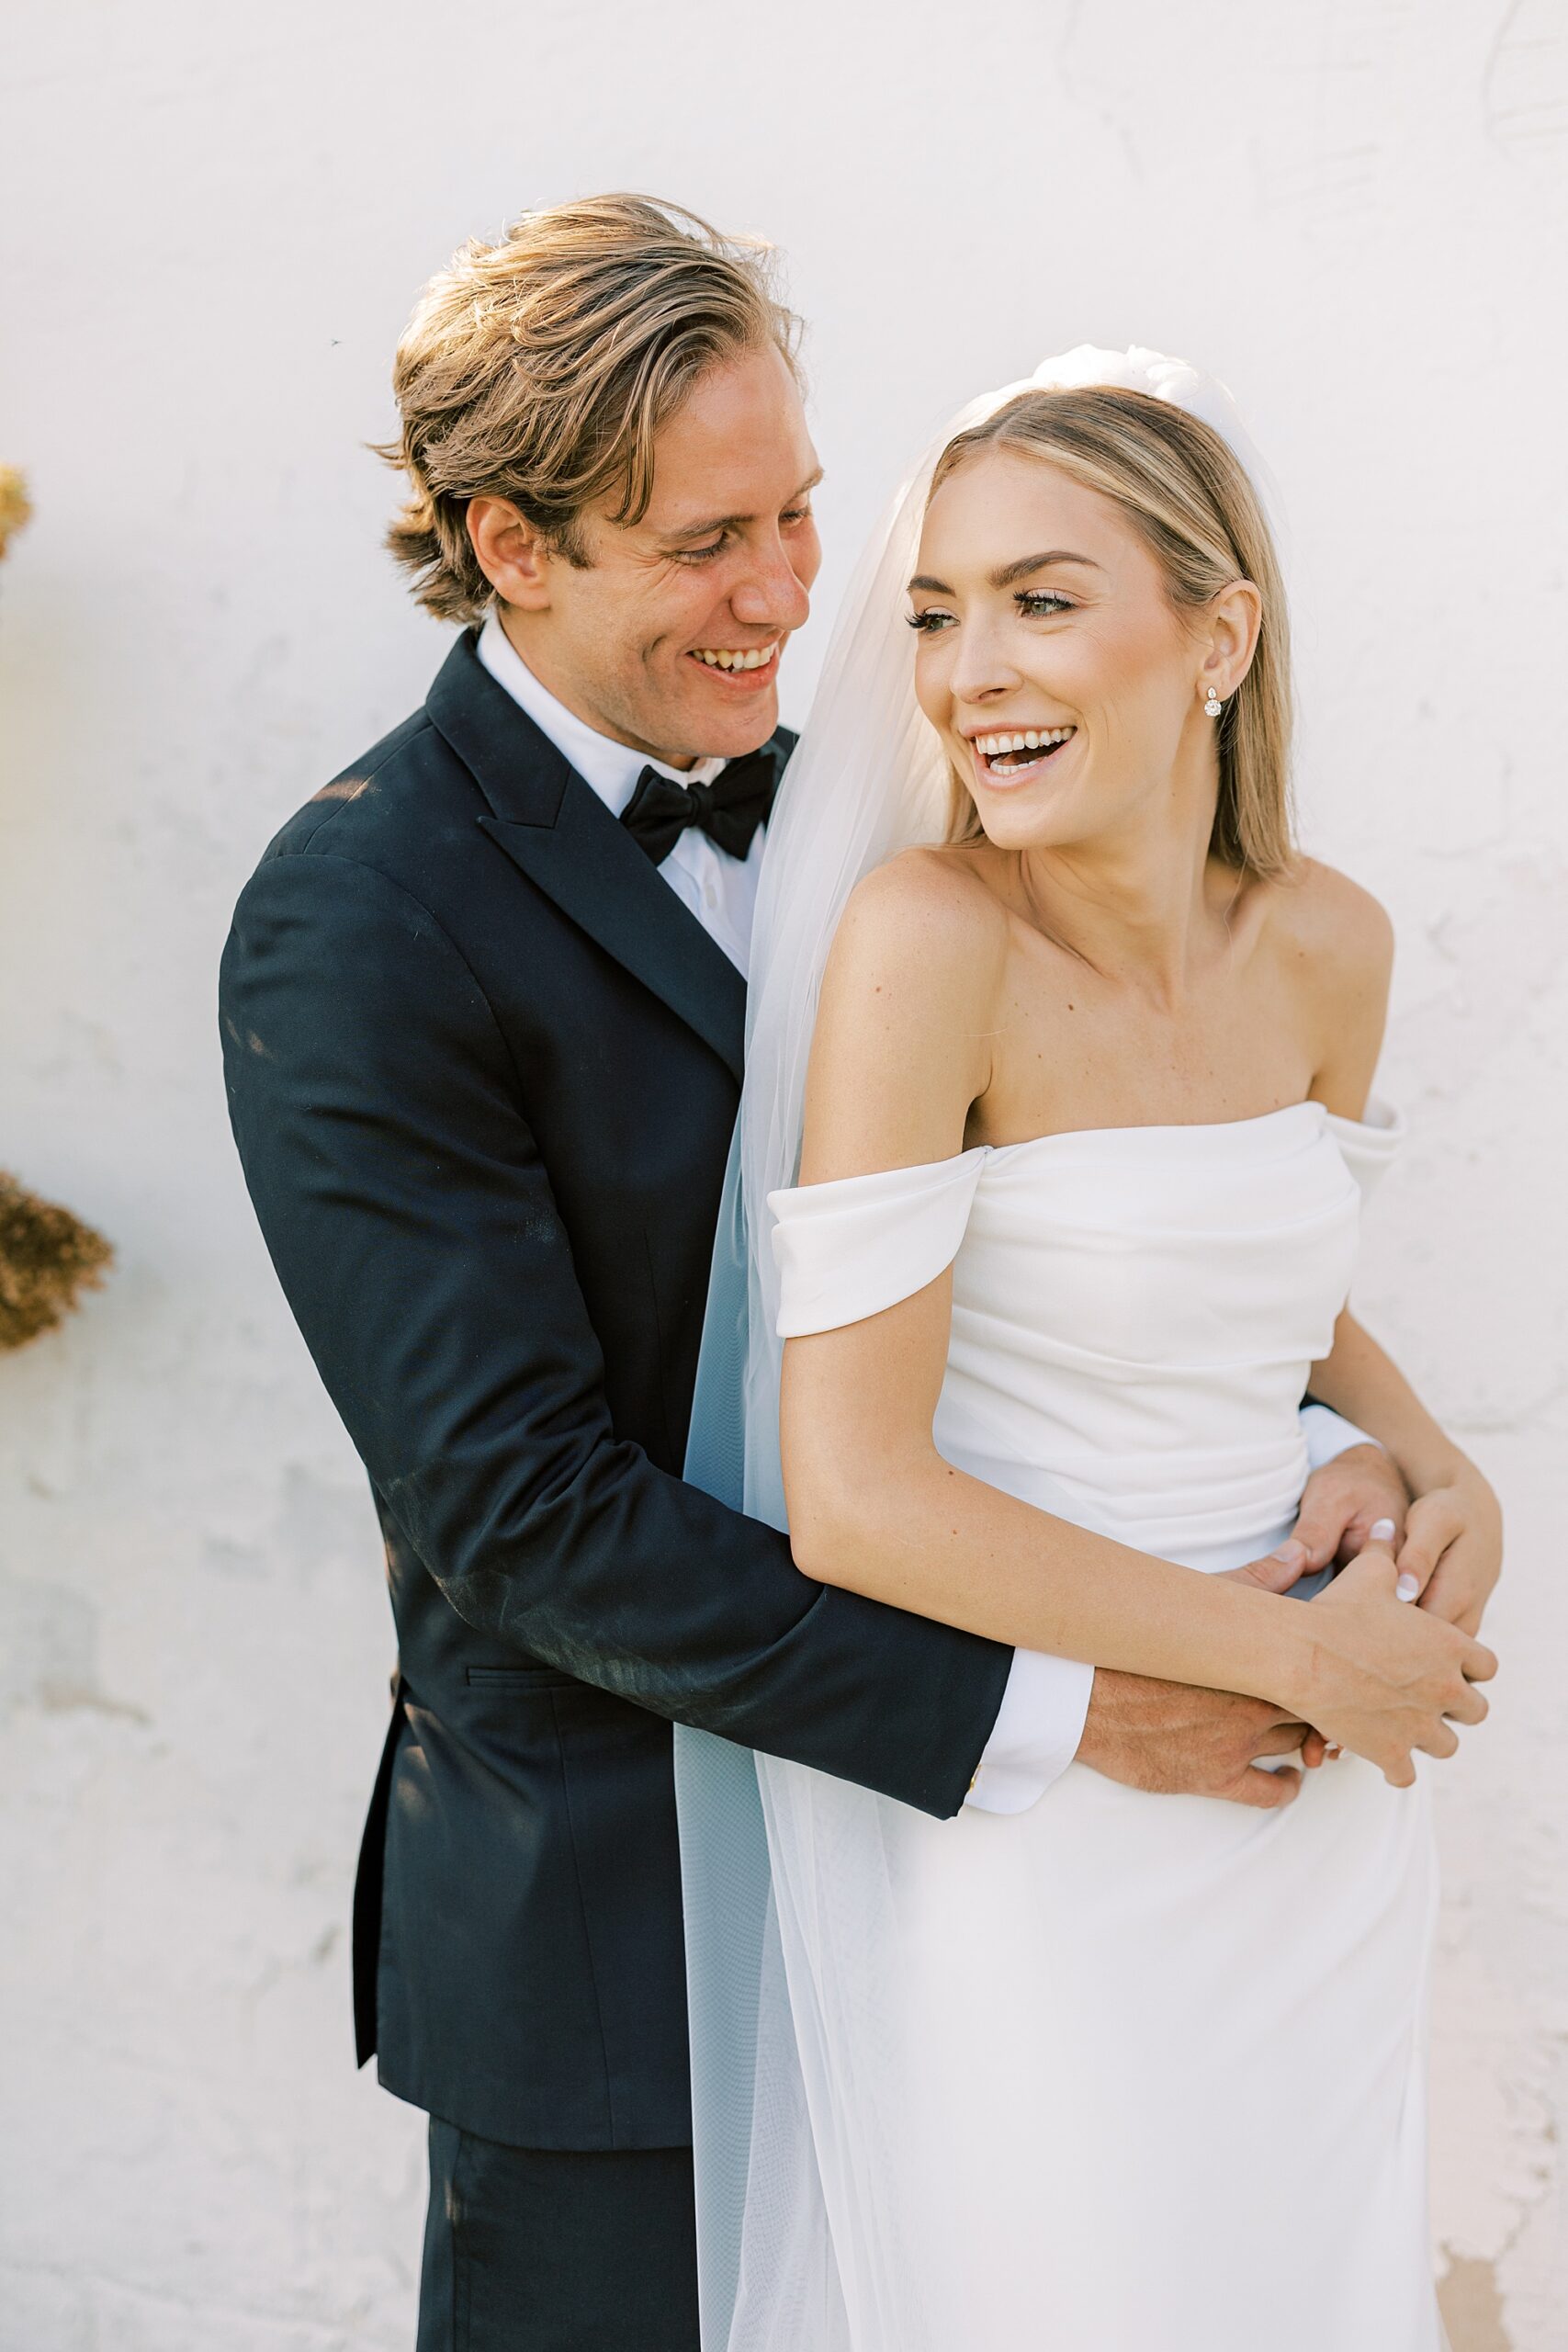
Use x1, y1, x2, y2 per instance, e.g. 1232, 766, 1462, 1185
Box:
949, 628, 1020, 704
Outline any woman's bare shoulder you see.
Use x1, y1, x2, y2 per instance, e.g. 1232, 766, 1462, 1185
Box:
1263, 855, 1394, 1005
1258, 857, 1393, 1109
803, 848, 1009, 1180
831, 843, 1011, 980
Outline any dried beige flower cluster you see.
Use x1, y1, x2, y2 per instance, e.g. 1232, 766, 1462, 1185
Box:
0, 479, 114, 1348
0, 1172, 114, 1350
0, 466, 32, 560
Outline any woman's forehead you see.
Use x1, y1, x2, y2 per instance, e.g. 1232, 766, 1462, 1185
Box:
919, 451, 1140, 574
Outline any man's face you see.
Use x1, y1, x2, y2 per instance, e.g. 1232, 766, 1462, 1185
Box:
492, 343, 822, 765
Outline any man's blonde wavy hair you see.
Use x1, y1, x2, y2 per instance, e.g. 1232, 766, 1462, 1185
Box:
378, 193, 801, 624
931, 388, 1297, 881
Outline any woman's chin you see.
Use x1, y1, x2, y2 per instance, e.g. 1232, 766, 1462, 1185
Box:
964, 743, 1090, 846
973, 789, 1089, 854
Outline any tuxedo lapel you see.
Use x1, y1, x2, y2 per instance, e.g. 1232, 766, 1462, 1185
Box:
482, 795, 749, 1085
427, 632, 748, 1086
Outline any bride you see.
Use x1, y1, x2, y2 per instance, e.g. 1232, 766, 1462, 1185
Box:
675, 351, 1500, 2350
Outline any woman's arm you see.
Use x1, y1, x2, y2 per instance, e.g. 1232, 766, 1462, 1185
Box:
781, 855, 1493, 1780
1307, 1311, 1503, 1636
1298, 863, 1504, 1634
1308, 1310, 1466, 1500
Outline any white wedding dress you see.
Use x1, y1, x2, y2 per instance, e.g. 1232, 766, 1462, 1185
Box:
725, 1097, 1441, 2350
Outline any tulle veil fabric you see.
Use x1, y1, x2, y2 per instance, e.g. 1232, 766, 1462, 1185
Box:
672, 350, 1284, 2349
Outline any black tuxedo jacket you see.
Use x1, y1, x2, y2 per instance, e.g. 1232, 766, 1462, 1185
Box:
220, 631, 1012, 2149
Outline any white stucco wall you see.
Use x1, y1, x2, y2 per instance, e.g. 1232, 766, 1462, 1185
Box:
2, 3, 1563, 2345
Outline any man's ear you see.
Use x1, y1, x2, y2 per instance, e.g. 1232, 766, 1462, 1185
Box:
468, 495, 555, 611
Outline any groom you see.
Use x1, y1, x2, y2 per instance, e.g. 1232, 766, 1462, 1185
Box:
220, 195, 1406, 2350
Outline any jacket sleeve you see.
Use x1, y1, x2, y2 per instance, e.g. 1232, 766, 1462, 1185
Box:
220, 846, 1011, 1817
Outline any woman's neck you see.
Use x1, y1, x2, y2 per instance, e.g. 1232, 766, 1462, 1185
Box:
1014, 765, 1231, 1008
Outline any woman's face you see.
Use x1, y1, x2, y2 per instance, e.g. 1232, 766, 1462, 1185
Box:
909, 448, 1223, 858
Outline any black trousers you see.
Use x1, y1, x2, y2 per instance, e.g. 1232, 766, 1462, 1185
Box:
417, 2121, 701, 2352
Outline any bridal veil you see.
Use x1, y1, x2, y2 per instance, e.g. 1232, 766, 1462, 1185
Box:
673, 347, 1280, 2349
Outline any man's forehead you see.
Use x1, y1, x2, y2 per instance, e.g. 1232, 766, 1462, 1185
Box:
634, 345, 818, 530
641, 457, 822, 538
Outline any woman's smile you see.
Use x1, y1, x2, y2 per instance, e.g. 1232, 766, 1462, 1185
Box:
964, 722, 1079, 788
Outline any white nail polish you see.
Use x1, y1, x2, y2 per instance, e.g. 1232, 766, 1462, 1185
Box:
1370, 1518, 1397, 1543
1395, 1573, 1420, 1601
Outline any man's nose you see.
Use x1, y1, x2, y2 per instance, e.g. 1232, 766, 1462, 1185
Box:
730, 536, 811, 633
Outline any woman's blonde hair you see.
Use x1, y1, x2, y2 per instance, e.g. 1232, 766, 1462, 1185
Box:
928, 387, 1296, 878
378, 193, 800, 623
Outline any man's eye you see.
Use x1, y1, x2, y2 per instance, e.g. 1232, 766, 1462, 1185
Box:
676, 537, 727, 564
781, 505, 813, 528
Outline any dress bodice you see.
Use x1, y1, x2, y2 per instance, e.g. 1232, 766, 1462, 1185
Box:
769, 1100, 1404, 1569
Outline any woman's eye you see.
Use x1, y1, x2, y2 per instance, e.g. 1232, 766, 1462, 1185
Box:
1017, 590, 1073, 616
906, 609, 954, 634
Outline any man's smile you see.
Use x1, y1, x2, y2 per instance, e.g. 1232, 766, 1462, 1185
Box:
684, 639, 782, 687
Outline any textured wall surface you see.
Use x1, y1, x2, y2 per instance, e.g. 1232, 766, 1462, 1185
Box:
2, 3, 1563, 2345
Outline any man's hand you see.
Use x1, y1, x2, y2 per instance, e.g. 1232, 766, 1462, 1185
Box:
1075, 1670, 1320, 1810
1287, 1441, 1411, 1572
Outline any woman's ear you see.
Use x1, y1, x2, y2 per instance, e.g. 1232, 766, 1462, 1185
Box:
467, 495, 555, 611
1201, 577, 1263, 700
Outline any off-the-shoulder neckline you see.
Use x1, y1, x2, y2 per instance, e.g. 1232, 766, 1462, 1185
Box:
775, 1099, 1401, 1200
981, 1098, 1394, 1154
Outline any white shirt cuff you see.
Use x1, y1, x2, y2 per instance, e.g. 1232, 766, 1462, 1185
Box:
964, 1647, 1094, 1815
1300, 1401, 1377, 1471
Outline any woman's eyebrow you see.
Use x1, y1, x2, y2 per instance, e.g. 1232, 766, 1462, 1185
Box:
907, 550, 1105, 596
989, 550, 1104, 588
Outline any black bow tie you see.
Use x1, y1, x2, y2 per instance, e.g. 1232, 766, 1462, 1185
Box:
620, 746, 779, 866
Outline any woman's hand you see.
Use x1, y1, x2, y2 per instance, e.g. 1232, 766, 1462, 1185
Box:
1285, 1541, 1496, 1785
1393, 1457, 1503, 1638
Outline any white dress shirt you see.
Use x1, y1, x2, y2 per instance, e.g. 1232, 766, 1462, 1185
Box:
479, 614, 764, 976
476, 613, 1377, 1815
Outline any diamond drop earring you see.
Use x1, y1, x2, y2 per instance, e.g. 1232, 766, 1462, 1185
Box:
1202, 684, 1223, 718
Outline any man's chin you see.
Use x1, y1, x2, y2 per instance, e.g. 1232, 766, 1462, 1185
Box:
672, 678, 781, 762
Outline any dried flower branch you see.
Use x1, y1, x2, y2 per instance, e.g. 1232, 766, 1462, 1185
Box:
0, 467, 32, 561
0, 1171, 114, 1349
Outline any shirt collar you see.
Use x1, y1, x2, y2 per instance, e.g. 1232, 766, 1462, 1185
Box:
477, 611, 723, 820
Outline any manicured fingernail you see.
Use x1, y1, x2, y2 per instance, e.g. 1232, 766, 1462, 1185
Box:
1370, 1518, 1397, 1543
1395, 1573, 1420, 1601
1271, 1540, 1308, 1566
1326, 1744, 1343, 1759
